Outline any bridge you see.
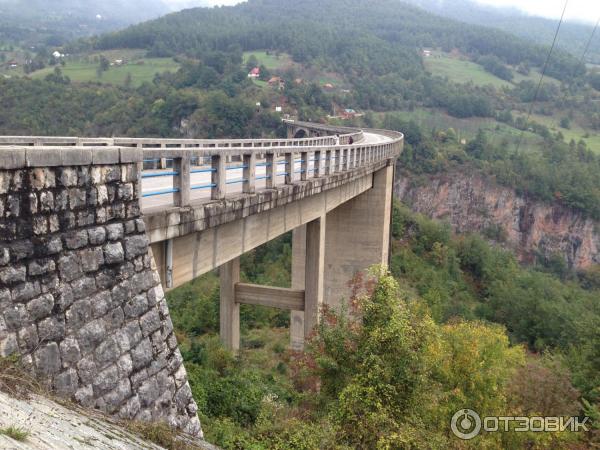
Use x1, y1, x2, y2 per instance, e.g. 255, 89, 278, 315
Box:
0, 121, 403, 436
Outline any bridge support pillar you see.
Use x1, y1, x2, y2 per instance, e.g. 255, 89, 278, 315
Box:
290, 225, 306, 350
289, 215, 326, 349
220, 257, 241, 351
323, 164, 393, 310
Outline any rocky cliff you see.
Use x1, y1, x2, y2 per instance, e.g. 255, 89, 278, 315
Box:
395, 170, 600, 269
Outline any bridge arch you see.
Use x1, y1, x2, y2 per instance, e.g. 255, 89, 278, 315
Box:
293, 128, 308, 139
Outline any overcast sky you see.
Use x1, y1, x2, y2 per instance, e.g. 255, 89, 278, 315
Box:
475, 0, 600, 24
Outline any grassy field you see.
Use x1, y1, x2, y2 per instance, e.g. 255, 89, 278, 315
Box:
424, 53, 511, 88
243, 51, 292, 71
381, 107, 542, 151
524, 112, 600, 153
30, 51, 180, 87
424, 52, 560, 89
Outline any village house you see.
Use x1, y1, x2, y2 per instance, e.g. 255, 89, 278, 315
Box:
248, 67, 260, 78
268, 76, 285, 89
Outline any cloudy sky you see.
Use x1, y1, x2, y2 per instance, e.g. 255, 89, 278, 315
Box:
475, 0, 600, 24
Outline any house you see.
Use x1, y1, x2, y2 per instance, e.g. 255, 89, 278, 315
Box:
52, 51, 62, 59
7, 61, 18, 69
114, 59, 124, 66
422, 49, 432, 57
247, 67, 260, 78
323, 83, 334, 90
268, 76, 285, 89
342, 108, 357, 119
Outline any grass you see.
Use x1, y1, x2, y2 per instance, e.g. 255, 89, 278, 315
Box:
523, 112, 600, 154
379, 107, 543, 151
30, 54, 180, 87
424, 52, 560, 89
0, 425, 30, 442
424, 53, 512, 89
243, 51, 292, 71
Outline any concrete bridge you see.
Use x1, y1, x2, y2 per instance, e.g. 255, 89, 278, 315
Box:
0, 121, 402, 436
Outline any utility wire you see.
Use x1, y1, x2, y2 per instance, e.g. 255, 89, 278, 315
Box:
514, 0, 569, 154
550, 15, 600, 138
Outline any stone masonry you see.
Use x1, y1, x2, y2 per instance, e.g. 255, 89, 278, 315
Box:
0, 147, 201, 436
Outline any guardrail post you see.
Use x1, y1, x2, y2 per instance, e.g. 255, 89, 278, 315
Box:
243, 153, 256, 193
211, 154, 226, 200
173, 155, 190, 206
265, 153, 274, 188
324, 150, 331, 175
285, 152, 294, 184
301, 151, 308, 181
160, 143, 167, 169
342, 148, 348, 171
313, 150, 321, 177
334, 149, 341, 173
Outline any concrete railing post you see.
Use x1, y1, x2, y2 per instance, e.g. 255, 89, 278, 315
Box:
173, 155, 190, 207
285, 152, 294, 184
334, 149, 341, 173
211, 154, 226, 200
243, 153, 256, 194
324, 150, 331, 176
265, 153, 274, 188
314, 150, 321, 178
300, 151, 308, 181
160, 143, 168, 169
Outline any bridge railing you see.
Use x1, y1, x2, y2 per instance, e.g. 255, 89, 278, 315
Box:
140, 133, 403, 210
0, 135, 339, 149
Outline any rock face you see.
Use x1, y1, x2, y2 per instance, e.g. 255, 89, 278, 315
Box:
0, 155, 201, 436
0, 390, 218, 450
395, 170, 600, 269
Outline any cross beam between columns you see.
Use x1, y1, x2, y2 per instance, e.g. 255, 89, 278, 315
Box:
235, 283, 305, 311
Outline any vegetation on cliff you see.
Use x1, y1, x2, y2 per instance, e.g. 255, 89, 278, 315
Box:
166, 204, 598, 449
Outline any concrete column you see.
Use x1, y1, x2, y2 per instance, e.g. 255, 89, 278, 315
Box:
243, 153, 256, 193
211, 154, 225, 200
265, 153, 274, 188
305, 216, 325, 338
285, 152, 294, 184
323, 164, 394, 310
173, 156, 190, 207
313, 151, 321, 177
220, 257, 240, 351
324, 150, 331, 175
300, 151, 308, 181
290, 225, 306, 350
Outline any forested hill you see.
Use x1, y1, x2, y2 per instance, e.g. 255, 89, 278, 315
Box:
407, 0, 600, 64
91, 0, 584, 82
0, 0, 169, 45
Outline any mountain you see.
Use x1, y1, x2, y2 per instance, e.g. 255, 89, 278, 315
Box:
94, 0, 584, 81
406, 0, 600, 64
0, 0, 170, 45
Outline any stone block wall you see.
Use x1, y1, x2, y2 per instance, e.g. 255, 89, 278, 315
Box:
0, 147, 201, 436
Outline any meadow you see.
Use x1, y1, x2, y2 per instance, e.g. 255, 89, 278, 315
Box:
30, 50, 180, 87
424, 51, 560, 89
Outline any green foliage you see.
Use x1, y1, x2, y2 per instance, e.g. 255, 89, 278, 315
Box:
0, 426, 29, 442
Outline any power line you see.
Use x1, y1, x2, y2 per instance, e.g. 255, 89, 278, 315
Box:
514, 0, 569, 154
550, 15, 600, 141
